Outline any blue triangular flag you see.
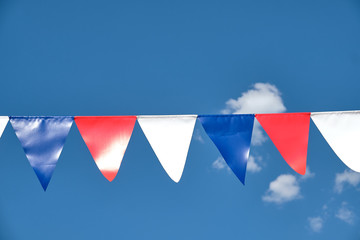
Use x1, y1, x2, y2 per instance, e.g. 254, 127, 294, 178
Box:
198, 114, 254, 184
10, 116, 73, 191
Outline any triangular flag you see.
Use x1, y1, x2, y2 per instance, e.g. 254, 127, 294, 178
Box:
137, 115, 197, 183
10, 116, 73, 191
198, 114, 254, 185
0, 116, 9, 138
311, 111, 360, 172
75, 116, 136, 181
255, 113, 310, 175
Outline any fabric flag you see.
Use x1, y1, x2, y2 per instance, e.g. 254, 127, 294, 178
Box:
0, 116, 9, 138
137, 115, 197, 183
255, 113, 310, 175
75, 116, 136, 181
10, 116, 73, 191
311, 111, 360, 172
198, 114, 254, 185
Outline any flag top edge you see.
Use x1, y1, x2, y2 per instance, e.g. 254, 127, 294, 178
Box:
198, 114, 254, 117
137, 115, 197, 118
311, 110, 360, 115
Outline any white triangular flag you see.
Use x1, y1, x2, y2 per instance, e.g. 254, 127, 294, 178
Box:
0, 116, 9, 138
137, 115, 197, 182
311, 111, 360, 172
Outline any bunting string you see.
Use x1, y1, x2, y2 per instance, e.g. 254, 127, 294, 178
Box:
0, 111, 358, 190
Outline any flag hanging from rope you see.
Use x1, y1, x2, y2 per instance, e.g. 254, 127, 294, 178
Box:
10, 116, 73, 191
0, 116, 8, 138
255, 113, 310, 175
311, 111, 360, 172
137, 115, 197, 183
198, 114, 254, 184
75, 116, 136, 181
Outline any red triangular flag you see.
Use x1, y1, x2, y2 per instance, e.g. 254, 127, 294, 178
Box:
255, 113, 311, 175
75, 116, 137, 181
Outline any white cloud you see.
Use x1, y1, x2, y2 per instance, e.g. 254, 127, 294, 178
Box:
247, 155, 262, 173
212, 157, 229, 170
262, 174, 301, 204
221, 83, 286, 146
300, 167, 315, 181
308, 217, 324, 232
193, 129, 204, 143
222, 83, 286, 114
336, 202, 355, 224
251, 120, 267, 146
212, 155, 262, 174
334, 170, 360, 193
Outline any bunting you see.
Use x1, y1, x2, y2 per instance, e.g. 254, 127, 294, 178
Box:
137, 115, 197, 183
75, 116, 136, 181
10, 116, 73, 191
0, 116, 8, 138
0, 110, 356, 189
255, 113, 310, 175
311, 111, 360, 172
198, 114, 254, 184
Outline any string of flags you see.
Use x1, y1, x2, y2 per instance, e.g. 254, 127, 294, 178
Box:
0, 111, 359, 191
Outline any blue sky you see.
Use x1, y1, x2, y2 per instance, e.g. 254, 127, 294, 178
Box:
0, 0, 360, 239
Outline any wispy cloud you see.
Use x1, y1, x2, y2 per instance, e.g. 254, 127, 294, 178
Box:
263, 168, 315, 205
300, 167, 315, 181
212, 157, 229, 171
308, 216, 324, 232
212, 155, 262, 174
221, 83, 286, 146
335, 202, 355, 224
247, 155, 262, 173
334, 170, 360, 193
307, 187, 357, 232
262, 174, 301, 204
193, 129, 204, 143
251, 121, 267, 146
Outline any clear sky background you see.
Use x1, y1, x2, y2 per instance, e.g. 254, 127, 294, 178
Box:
1, 0, 360, 239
